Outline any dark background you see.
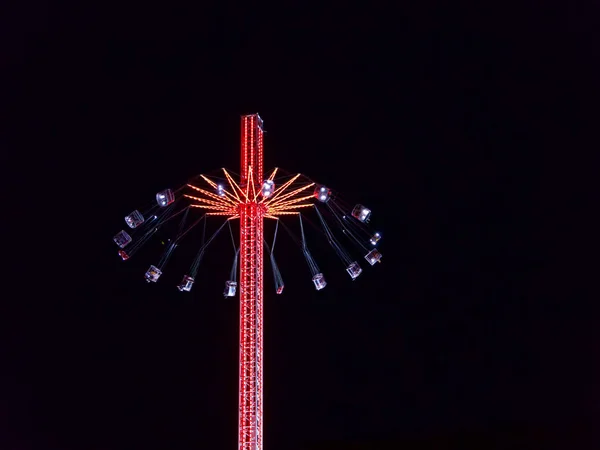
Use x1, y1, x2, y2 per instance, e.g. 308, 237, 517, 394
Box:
1, 2, 594, 449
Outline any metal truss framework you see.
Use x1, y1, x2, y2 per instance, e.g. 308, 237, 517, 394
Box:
239, 114, 265, 450
184, 114, 314, 450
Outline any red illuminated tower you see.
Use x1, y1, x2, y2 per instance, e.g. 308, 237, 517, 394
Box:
238, 113, 265, 450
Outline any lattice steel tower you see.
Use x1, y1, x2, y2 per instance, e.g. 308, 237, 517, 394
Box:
238, 113, 265, 450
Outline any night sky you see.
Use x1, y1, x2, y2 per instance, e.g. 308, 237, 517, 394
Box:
1, 2, 593, 449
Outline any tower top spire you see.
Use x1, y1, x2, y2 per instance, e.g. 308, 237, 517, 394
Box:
240, 113, 264, 189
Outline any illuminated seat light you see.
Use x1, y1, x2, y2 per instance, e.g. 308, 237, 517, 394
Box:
346, 262, 362, 280
145, 265, 162, 282
261, 180, 275, 198
224, 280, 237, 297
156, 189, 175, 207
370, 232, 381, 245
352, 204, 371, 223
364, 249, 382, 265
312, 273, 327, 290
314, 185, 331, 203
113, 230, 132, 248
124, 210, 144, 229
177, 275, 194, 292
